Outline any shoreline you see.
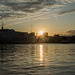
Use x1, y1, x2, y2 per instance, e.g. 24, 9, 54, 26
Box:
0, 42, 75, 44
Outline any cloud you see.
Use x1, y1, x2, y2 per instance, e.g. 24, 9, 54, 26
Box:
58, 9, 75, 15
0, 0, 75, 20
0, 0, 56, 13
67, 30, 75, 36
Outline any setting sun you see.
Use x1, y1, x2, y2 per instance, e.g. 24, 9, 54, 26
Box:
39, 31, 44, 35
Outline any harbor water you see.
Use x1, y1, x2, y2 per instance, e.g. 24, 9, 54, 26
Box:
0, 44, 75, 75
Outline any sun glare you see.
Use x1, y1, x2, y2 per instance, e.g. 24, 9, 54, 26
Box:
39, 31, 44, 35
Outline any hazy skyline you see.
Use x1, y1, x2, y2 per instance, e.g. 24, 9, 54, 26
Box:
0, 0, 75, 35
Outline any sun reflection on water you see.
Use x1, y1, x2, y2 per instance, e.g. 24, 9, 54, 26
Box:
40, 45, 43, 62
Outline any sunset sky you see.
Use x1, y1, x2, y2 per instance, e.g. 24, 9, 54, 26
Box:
0, 0, 75, 35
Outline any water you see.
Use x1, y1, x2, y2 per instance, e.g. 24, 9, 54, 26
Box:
0, 44, 75, 75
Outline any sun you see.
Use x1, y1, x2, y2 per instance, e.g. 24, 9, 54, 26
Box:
39, 31, 44, 35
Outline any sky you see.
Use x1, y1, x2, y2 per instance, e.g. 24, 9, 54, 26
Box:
0, 0, 75, 35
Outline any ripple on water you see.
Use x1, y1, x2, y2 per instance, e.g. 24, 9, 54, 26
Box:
0, 44, 75, 75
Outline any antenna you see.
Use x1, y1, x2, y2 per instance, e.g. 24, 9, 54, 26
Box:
2, 21, 4, 30
31, 24, 33, 33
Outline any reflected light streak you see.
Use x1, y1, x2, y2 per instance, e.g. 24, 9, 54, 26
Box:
40, 45, 43, 61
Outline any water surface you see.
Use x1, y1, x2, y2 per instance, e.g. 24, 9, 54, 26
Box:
0, 44, 75, 75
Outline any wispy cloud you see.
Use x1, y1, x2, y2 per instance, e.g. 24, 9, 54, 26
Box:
58, 9, 75, 15
0, 0, 75, 22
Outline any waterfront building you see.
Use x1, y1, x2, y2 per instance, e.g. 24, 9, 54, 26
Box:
0, 24, 36, 43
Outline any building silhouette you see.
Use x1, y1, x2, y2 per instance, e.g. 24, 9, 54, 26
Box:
0, 23, 75, 44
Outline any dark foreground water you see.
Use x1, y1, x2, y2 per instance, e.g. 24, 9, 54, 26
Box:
0, 44, 75, 75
